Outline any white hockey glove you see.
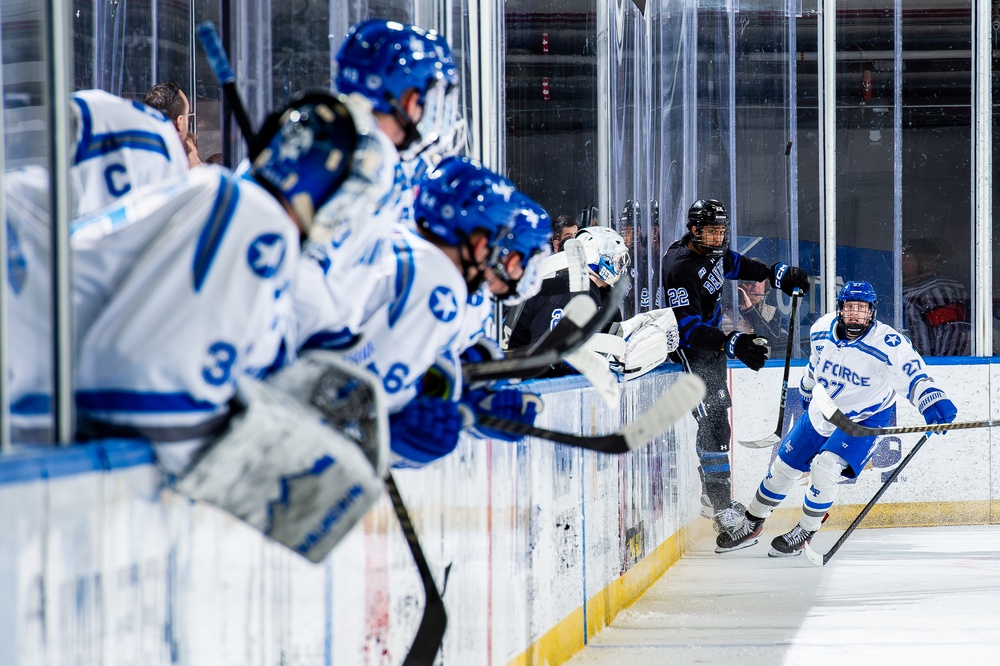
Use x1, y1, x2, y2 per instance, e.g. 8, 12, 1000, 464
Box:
799, 371, 815, 411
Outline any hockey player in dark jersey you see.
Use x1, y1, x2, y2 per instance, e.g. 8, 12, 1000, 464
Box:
507, 226, 628, 364
661, 198, 810, 537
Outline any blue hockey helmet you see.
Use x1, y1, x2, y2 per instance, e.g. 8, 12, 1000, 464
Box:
250, 90, 357, 234
837, 280, 878, 338
492, 194, 553, 305
335, 20, 452, 150
415, 156, 518, 246
687, 198, 730, 258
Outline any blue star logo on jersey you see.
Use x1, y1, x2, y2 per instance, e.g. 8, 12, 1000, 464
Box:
884, 333, 901, 347
247, 233, 287, 279
430, 286, 458, 323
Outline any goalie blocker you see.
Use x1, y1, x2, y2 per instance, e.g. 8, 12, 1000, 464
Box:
175, 352, 387, 563
586, 307, 680, 380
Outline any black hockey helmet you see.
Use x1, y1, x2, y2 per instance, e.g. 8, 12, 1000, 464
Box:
687, 198, 729, 257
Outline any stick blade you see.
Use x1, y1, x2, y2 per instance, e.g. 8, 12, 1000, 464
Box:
561, 238, 590, 292
622, 374, 705, 449
565, 347, 619, 408
738, 433, 781, 449
812, 383, 839, 421
803, 541, 827, 567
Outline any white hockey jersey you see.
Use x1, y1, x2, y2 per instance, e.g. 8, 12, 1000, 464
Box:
802, 312, 940, 436
458, 285, 497, 353
70, 89, 189, 217
73, 167, 301, 452
336, 225, 469, 414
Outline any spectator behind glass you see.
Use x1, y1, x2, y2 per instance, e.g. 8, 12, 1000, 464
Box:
722, 279, 788, 350
143, 81, 190, 140
550, 214, 578, 252
901, 237, 971, 357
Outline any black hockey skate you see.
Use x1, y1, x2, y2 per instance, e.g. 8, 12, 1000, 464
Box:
769, 523, 817, 557
711, 500, 747, 534
715, 513, 765, 554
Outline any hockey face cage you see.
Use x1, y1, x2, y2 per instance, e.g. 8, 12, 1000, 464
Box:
837, 280, 877, 338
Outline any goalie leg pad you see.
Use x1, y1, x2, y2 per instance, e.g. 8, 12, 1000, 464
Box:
175, 376, 382, 563
747, 455, 802, 519
266, 350, 389, 475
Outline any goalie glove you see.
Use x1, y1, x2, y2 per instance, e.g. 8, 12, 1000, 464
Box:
462, 387, 542, 442
592, 308, 680, 379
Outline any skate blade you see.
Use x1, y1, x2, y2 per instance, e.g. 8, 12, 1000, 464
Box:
714, 537, 759, 554
767, 547, 804, 558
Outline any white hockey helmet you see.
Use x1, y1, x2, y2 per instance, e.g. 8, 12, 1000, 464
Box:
575, 226, 631, 285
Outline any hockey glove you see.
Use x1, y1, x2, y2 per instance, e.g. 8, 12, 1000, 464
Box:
724, 331, 770, 371
918, 387, 957, 435
463, 387, 541, 442
799, 373, 815, 411
769, 263, 811, 296
389, 396, 464, 466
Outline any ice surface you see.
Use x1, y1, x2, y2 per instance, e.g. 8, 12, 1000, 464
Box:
566, 525, 1000, 664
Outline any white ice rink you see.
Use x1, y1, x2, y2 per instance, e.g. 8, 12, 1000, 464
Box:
567, 525, 1000, 664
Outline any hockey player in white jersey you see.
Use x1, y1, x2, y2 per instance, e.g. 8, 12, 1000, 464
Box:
5, 89, 191, 439
331, 156, 545, 466
292, 19, 454, 350
70, 88, 190, 216
73, 90, 358, 473
716, 281, 957, 556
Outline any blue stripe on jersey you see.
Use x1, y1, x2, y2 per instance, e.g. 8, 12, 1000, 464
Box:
73, 96, 94, 164
706, 302, 722, 328
73, 97, 173, 164
725, 250, 741, 279
907, 373, 930, 401
388, 237, 416, 328
12, 394, 51, 415
71, 204, 129, 236
853, 341, 891, 365
76, 391, 220, 413
845, 399, 887, 419
192, 174, 240, 292
302, 329, 359, 351
811, 330, 835, 342
677, 313, 704, 344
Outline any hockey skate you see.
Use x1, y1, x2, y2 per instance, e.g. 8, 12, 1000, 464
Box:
715, 513, 765, 553
769, 524, 817, 557
711, 500, 747, 534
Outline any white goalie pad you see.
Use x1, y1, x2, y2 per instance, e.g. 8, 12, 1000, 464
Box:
174, 375, 382, 563
266, 350, 390, 476
590, 308, 680, 380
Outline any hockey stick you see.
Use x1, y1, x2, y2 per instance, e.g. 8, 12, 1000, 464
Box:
197, 22, 257, 156
812, 383, 995, 437
535, 238, 589, 292
384, 472, 448, 664
465, 276, 628, 383
564, 346, 619, 408
740, 289, 800, 448
804, 433, 930, 566
464, 373, 704, 453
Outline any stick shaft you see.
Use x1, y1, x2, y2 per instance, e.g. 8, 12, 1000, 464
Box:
197, 22, 257, 154
821, 434, 930, 563
773, 291, 800, 438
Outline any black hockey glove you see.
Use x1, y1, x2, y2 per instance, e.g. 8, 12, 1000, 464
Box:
724, 331, 770, 371
769, 262, 810, 296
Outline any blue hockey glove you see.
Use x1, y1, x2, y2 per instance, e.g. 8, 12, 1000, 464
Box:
463, 387, 541, 442
769, 262, 811, 296
918, 387, 957, 435
389, 396, 464, 466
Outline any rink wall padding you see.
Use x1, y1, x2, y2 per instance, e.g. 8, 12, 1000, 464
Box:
2, 359, 998, 665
